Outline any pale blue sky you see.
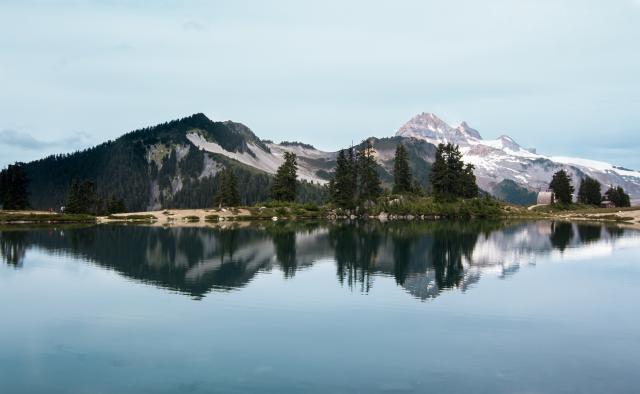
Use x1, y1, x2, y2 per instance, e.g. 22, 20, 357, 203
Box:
1, 0, 639, 168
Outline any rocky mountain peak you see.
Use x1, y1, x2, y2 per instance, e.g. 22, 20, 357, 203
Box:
457, 121, 482, 140
396, 112, 479, 145
497, 135, 521, 150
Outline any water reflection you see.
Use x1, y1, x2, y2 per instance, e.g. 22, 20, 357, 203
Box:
0, 221, 636, 300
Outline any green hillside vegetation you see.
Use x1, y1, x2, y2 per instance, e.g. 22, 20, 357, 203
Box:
492, 179, 537, 206
17, 114, 327, 211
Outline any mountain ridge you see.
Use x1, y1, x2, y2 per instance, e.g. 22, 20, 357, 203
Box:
393, 113, 640, 199
13, 112, 640, 210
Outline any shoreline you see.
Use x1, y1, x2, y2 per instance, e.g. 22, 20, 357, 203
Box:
2, 206, 640, 229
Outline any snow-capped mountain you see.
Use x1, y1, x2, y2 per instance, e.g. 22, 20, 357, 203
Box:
20, 112, 639, 211
396, 112, 640, 198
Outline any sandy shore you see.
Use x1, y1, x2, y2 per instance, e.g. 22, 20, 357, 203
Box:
98, 208, 256, 227
547, 207, 640, 229
4, 206, 640, 229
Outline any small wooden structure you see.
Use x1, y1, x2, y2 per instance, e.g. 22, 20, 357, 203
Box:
537, 191, 555, 205
600, 200, 615, 208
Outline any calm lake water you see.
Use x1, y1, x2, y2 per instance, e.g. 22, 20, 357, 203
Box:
1, 221, 639, 393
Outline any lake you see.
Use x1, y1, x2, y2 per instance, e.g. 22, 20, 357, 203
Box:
1, 221, 639, 393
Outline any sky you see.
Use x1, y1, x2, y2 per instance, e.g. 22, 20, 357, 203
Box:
1, 0, 639, 169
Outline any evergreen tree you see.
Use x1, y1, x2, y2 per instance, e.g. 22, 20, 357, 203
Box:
392, 144, 413, 194
577, 176, 602, 206
65, 180, 82, 214
357, 140, 382, 203
347, 147, 358, 199
549, 170, 574, 204
65, 180, 97, 214
214, 168, 241, 207
430, 143, 478, 200
0, 163, 30, 210
271, 152, 298, 202
461, 163, 479, 198
80, 181, 97, 213
430, 144, 450, 199
329, 149, 356, 208
107, 194, 127, 214
604, 186, 631, 207
95, 197, 107, 216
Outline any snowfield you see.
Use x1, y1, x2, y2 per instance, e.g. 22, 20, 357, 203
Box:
396, 113, 640, 197
186, 132, 329, 184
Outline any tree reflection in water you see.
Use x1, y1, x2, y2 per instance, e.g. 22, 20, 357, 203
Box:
550, 222, 574, 252
0, 230, 27, 267
0, 221, 632, 300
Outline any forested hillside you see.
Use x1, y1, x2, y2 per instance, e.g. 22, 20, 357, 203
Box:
23, 114, 326, 211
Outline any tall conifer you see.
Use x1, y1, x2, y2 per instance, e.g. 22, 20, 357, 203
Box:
577, 176, 602, 205
0, 163, 30, 210
393, 144, 412, 194
271, 152, 298, 202
549, 170, 574, 204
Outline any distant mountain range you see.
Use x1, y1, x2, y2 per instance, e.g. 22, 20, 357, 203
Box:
19, 112, 640, 210
396, 113, 640, 201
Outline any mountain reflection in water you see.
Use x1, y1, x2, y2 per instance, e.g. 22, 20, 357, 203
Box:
0, 221, 636, 300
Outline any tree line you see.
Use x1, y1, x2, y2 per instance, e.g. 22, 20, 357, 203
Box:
328, 141, 479, 209
548, 169, 631, 207
328, 140, 383, 209
4, 137, 634, 213
65, 180, 127, 215
0, 163, 30, 210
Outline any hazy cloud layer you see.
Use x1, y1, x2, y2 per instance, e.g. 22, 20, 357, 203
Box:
0, 129, 91, 150
0, 0, 639, 168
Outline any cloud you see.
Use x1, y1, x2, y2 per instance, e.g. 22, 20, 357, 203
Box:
0, 129, 91, 150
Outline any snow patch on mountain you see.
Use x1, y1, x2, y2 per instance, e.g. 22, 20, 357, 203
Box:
186, 132, 328, 184
396, 113, 640, 197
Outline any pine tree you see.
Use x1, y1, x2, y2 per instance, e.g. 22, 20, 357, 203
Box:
461, 163, 479, 198
577, 176, 602, 206
107, 194, 127, 214
214, 168, 241, 207
549, 170, 574, 204
329, 149, 356, 208
79, 181, 97, 213
604, 186, 631, 207
226, 169, 241, 206
347, 147, 358, 199
0, 163, 30, 210
392, 144, 413, 194
95, 197, 107, 216
357, 140, 382, 203
271, 152, 298, 202
430, 143, 478, 201
65, 179, 97, 214
214, 169, 227, 207
430, 144, 450, 199
65, 180, 82, 213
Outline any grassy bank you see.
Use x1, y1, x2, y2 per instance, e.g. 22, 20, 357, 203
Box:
367, 195, 504, 219
0, 211, 96, 224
